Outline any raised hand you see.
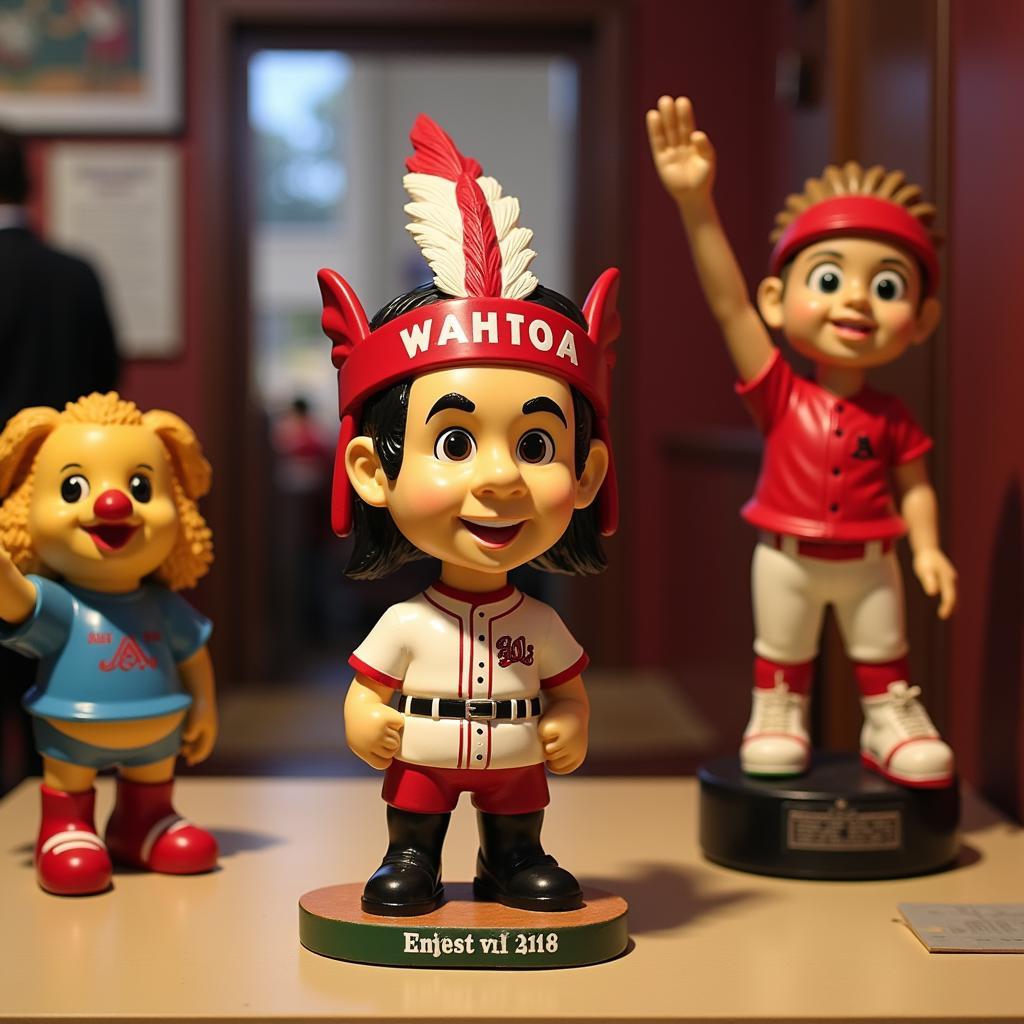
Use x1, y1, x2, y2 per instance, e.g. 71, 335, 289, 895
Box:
646, 95, 716, 203
0, 545, 35, 624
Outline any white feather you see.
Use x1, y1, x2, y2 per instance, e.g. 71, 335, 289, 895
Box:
401, 167, 539, 300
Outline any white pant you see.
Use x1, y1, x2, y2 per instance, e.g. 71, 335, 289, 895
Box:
751, 539, 908, 664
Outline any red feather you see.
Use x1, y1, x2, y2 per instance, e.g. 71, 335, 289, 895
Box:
405, 114, 483, 180
455, 177, 503, 297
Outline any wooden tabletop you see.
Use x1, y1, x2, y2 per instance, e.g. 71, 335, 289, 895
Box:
1, 775, 1021, 1023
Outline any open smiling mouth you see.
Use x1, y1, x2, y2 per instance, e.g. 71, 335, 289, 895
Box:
82, 524, 139, 552
459, 518, 526, 549
831, 319, 876, 342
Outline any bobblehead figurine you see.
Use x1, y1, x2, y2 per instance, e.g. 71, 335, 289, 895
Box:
0, 393, 217, 895
648, 96, 957, 790
315, 115, 620, 927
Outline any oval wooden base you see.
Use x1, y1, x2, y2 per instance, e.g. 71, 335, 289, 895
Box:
299, 882, 629, 969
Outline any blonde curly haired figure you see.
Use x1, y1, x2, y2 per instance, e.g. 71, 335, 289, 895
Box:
648, 96, 956, 789
0, 392, 218, 895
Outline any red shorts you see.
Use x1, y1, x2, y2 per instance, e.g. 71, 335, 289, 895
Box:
383, 760, 550, 814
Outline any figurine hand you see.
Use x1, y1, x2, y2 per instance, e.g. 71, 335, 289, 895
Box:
539, 706, 589, 775
914, 548, 958, 619
0, 544, 34, 624
181, 701, 218, 766
646, 95, 716, 203
346, 702, 405, 771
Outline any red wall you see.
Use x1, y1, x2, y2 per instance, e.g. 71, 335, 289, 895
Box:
946, 0, 1024, 820
623, 0, 781, 668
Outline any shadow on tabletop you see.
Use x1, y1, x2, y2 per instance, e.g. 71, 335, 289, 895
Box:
581, 861, 764, 935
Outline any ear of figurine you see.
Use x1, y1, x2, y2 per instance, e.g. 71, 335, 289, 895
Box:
756, 276, 786, 329
574, 438, 609, 511
142, 410, 212, 500
345, 435, 388, 509
0, 407, 60, 498
912, 296, 942, 345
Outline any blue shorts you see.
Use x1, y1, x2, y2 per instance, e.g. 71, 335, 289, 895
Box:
31, 717, 184, 770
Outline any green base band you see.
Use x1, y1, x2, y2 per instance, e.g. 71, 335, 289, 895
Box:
299, 883, 629, 969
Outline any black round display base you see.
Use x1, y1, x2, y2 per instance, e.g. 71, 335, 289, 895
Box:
698, 753, 960, 880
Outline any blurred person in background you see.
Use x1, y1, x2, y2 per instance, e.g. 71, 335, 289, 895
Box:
0, 125, 120, 794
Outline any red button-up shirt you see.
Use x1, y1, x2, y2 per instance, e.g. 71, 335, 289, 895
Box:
737, 349, 932, 541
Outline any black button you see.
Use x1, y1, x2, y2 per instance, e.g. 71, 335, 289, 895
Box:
478, 635, 485, 642
478, 611, 484, 617
832, 467, 841, 476
477, 676, 483, 683
830, 503, 839, 512
476, 754, 483, 761
835, 428, 844, 437
477, 728, 483, 735
478, 662, 484, 668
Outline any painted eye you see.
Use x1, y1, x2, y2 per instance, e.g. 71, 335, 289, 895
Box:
434, 428, 476, 463
871, 270, 906, 302
60, 474, 90, 503
129, 474, 152, 503
516, 429, 555, 465
807, 262, 843, 293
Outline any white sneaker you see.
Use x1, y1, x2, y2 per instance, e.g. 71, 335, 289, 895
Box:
740, 682, 810, 777
860, 682, 954, 788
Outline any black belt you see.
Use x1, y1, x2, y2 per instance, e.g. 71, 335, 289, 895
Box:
399, 695, 541, 721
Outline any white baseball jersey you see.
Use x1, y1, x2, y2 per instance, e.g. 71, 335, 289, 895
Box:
349, 582, 588, 771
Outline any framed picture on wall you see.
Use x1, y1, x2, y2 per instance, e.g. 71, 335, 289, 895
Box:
0, 0, 182, 134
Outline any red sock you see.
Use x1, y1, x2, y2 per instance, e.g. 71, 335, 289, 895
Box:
754, 656, 814, 696
853, 657, 910, 697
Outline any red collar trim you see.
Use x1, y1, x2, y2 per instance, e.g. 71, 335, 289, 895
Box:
429, 581, 516, 606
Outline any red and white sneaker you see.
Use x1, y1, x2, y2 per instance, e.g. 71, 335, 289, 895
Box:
105, 779, 218, 874
740, 682, 811, 777
35, 785, 113, 896
860, 682, 954, 788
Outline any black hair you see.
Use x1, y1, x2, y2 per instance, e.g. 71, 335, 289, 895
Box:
0, 129, 29, 204
345, 283, 607, 580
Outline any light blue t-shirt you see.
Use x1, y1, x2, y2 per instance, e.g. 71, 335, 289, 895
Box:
0, 575, 212, 722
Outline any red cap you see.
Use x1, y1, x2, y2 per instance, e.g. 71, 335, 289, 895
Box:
769, 195, 940, 295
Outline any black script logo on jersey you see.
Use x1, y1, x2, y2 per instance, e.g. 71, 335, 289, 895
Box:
99, 636, 158, 672
852, 435, 876, 460
496, 634, 535, 668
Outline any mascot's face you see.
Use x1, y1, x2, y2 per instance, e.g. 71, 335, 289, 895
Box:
349, 364, 607, 576
759, 237, 938, 369
28, 424, 179, 590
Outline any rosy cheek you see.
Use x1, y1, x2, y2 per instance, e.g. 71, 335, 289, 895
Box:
393, 464, 467, 520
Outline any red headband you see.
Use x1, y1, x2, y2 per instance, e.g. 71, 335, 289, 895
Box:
769, 195, 939, 295
319, 267, 621, 539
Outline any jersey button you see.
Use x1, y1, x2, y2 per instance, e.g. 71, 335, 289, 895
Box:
478, 635, 485, 642
832, 466, 841, 476
829, 502, 839, 513
836, 403, 845, 413
835, 428, 844, 437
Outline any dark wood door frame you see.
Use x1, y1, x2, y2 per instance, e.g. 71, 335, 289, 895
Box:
192, 0, 629, 684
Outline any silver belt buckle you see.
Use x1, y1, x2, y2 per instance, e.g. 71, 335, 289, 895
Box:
466, 699, 497, 720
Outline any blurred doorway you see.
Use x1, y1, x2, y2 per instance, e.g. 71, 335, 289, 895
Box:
192, 3, 627, 775
245, 49, 579, 683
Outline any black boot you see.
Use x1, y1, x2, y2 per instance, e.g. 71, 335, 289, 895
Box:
474, 810, 583, 912
361, 806, 450, 916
